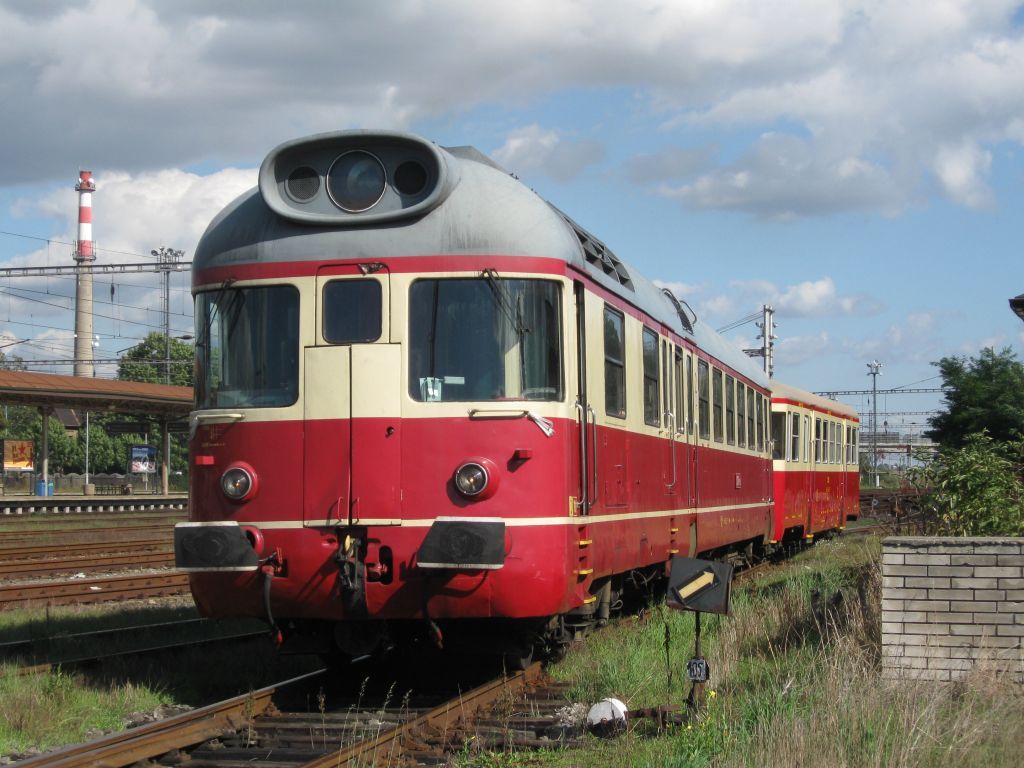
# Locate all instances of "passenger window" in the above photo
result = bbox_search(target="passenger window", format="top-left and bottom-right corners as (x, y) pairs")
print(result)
(687, 355), (695, 435)
(791, 413), (801, 462)
(642, 328), (660, 427)
(661, 341), (671, 428)
(323, 279), (382, 343)
(747, 388), (755, 451)
(756, 394), (765, 452)
(697, 360), (710, 439)
(604, 306), (626, 418)
(771, 411), (785, 460)
(674, 348), (685, 434)
(737, 384), (746, 448)
(712, 368), (724, 442)
(725, 376), (736, 445)
(815, 418), (822, 463)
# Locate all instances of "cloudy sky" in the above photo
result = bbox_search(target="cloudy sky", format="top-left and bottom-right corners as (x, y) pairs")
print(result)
(2, 0), (1023, 429)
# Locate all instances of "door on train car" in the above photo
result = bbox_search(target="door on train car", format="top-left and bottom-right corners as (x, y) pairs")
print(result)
(678, 348), (697, 508)
(303, 265), (399, 526)
(659, 338), (681, 501)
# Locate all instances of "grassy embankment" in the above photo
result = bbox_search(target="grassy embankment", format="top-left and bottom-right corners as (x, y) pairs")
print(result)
(0, 602), (312, 758)
(461, 535), (1023, 768)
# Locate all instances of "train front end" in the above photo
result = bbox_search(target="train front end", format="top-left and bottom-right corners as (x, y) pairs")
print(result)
(174, 130), (583, 658)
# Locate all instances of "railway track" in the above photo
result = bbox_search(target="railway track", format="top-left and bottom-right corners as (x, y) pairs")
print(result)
(16, 661), (582, 767)
(0, 524), (174, 546)
(2, 627), (269, 678)
(0, 546), (174, 578)
(0, 570), (190, 610)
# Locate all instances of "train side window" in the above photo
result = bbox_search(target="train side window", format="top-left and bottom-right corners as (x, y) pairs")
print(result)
(814, 418), (822, 463)
(725, 375), (736, 445)
(323, 279), (382, 343)
(791, 412), (801, 462)
(687, 354), (695, 435)
(804, 415), (810, 463)
(771, 411), (785, 460)
(736, 383), (746, 448)
(697, 360), (710, 439)
(661, 340), (671, 429)
(674, 347), (685, 434)
(756, 394), (765, 452)
(712, 368), (724, 442)
(746, 388), (755, 451)
(642, 328), (660, 427)
(604, 306), (626, 418)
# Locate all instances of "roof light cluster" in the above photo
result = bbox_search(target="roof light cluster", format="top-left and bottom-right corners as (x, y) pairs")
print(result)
(259, 131), (448, 225)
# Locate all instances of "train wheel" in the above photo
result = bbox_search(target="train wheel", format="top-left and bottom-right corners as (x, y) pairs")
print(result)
(502, 642), (535, 672)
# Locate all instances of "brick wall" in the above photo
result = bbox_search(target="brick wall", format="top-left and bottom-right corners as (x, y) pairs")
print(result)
(882, 537), (1024, 682)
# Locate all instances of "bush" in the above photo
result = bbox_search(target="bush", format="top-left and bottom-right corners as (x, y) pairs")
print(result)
(910, 433), (1024, 536)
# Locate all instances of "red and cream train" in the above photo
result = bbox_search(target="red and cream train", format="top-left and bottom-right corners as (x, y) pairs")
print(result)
(174, 130), (860, 662)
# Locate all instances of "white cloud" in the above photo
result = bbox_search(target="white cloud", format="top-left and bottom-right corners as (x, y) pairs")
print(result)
(653, 278), (703, 298)
(0, 1), (1019, 218)
(843, 311), (946, 364)
(492, 125), (605, 182)
(702, 276), (875, 324)
(934, 141), (994, 208)
(776, 332), (832, 366)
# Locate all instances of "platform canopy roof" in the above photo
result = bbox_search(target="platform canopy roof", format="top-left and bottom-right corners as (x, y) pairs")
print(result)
(0, 370), (193, 419)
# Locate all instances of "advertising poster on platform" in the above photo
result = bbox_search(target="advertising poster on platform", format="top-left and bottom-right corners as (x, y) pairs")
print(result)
(2, 440), (34, 471)
(130, 445), (157, 474)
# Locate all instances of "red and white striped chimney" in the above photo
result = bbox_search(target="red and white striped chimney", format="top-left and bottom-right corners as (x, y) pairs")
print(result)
(73, 170), (96, 376)
(74, 170), (96, 262)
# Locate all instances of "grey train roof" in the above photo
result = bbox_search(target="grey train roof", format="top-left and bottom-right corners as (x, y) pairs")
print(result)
(194, 129), (769, 389)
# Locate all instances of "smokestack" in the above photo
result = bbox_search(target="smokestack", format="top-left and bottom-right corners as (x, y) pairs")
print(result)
(73, 170), (96, 377)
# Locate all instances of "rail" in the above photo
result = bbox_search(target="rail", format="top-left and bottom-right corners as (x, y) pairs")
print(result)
(13, 670), (325, 768)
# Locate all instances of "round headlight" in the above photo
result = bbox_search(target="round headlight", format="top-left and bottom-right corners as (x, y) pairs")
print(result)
(221, 466), (254, 501)
(326, 150), (386, 212)
(454, 462), (489, 497)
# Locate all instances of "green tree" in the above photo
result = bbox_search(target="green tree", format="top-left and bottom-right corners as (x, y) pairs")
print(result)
(117, 332), (194, 387)
(27, 414), (81, 474)
(910, 433), (1024, 536)
(926, 347), (1024, 448)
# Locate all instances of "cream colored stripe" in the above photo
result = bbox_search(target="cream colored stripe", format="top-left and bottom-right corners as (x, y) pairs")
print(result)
(229, 501), (773, 530)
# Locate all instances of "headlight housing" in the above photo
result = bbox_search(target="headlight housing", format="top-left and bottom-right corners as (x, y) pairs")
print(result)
(453, 458), (499, 500)
(326, 150), (386, 212)
(221, 464), (257, 502)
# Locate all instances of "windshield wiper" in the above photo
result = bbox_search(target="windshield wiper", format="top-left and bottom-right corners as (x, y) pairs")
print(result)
(482, 269), (529, 336)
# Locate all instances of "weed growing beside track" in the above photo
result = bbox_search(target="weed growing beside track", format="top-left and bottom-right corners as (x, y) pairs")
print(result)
(475, 536), (1023, 768)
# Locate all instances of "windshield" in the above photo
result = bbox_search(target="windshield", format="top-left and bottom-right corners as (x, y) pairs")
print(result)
(194, 285), (299, 409)
(408, 277), (562, 402)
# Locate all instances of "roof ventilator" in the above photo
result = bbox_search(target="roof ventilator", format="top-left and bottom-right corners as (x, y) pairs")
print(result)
(553, 207), (633, 290)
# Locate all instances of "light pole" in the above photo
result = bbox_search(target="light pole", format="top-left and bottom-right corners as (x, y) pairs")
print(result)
(867, 360), (882, 488)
